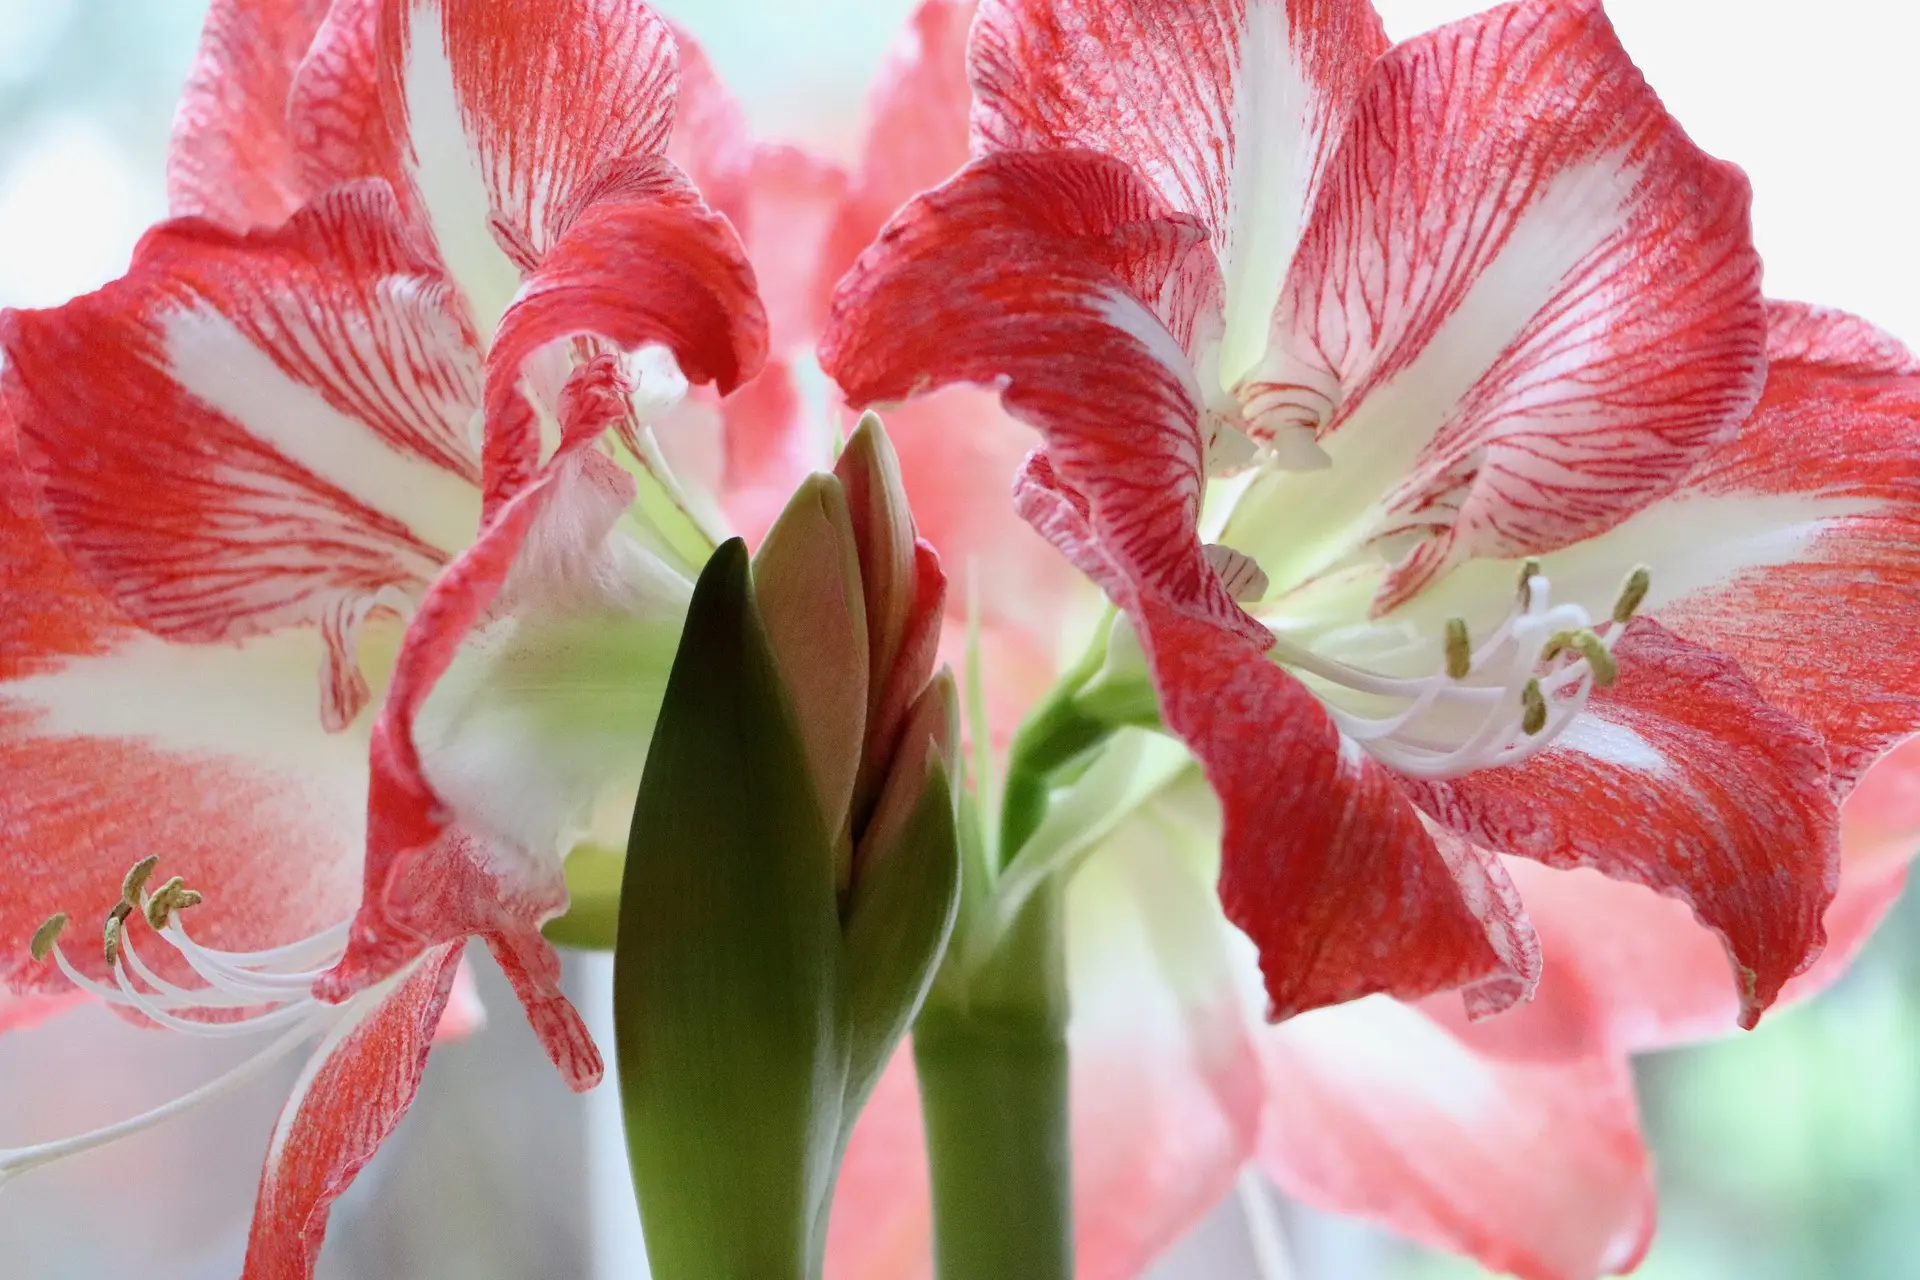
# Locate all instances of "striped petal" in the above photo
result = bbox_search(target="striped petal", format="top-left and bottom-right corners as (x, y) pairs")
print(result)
(1017, 458), (1537, 1020)
(971, 0), (1388, 381)
(0, 407), (368, 997)
(168, 0), (333, 229)
(319, 170), (762, 1086)
(0, 183), (483, 734)
(822, 148), (1252, 639)
(1406, 620), (1840, 1030)
(1235, 0), (1765, 612)
(1259, 996), (1653, 1280)
(242, 943), (463, 1280)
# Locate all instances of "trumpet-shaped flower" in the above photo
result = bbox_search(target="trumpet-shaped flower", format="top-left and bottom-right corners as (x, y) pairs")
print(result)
(822, 0), (1920, 1031)
(811, 1), (1920, 1276)
(0, 0), (767, 1270)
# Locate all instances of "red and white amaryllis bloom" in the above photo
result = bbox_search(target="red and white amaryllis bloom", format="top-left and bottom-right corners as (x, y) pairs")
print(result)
(0, 0), (765, 1269)
(822, 0), (1920, 1032)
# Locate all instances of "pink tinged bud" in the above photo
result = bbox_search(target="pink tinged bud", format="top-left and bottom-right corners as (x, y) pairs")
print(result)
(753, 474), (872, 877)
(856, 670), (961, 887)
(834, 413), (948, 824)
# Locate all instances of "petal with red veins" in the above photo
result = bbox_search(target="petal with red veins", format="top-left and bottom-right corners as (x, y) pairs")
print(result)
(1444, 738), (1920, 1062)
(1015, 457), (1537, 1018)
(0, 182), (483, 732)
(1235, 0), (1764, 612)
(972, 0), (1387, 381)
(825, 782), (1265, 1280)
(1406, 619), (1839, 1030)
(816, 0), (978, 330)
(0, 383), (379, 998)
(1259, 995), (1654, 1280)
(377, 0), (680, 330)
(1387, 302), (1920, 796)
(479, 156), (767, 513)
(242, 943), (463, 1280)
(822, 149), (1254, 640)
(168, 0), (333, 229)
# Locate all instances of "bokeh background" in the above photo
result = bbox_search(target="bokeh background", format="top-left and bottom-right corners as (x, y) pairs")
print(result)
(1, 1), (1916, 1277)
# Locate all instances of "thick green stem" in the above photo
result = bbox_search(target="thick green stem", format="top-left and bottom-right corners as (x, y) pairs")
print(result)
(915, 884), (1070, 1280)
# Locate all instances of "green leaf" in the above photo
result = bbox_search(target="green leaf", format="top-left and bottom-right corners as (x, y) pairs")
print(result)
(614, 538), (847, 1280)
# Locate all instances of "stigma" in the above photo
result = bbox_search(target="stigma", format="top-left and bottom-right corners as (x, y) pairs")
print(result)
(1266, 562), (1649, 780)
(2, 862), (355, 1187)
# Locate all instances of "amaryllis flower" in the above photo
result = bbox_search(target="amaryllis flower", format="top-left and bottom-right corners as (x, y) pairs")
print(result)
(823, 0), (1920, 1029)
(0, 0), (766, 1270)
(810, 0), (1920, 1276)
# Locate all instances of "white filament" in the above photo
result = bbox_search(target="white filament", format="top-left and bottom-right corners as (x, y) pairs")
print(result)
(1270, 572), (1620, 780)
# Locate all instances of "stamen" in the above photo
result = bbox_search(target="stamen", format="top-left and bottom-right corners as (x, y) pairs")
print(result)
(1520, 679), (1548, 735)
(1444, 619), (1472, 680)
(120, 855), (160, 908)
(1516, 559), (1542, 607)
(145, 877), (203, 931)
(1543, 630), (1618, 688)
(28, 915), (66, 964)
(102, 903), (133, 968)
(1613, 566), (1651, 625)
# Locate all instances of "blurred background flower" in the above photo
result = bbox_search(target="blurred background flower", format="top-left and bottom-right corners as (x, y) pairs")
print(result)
(0, 1), (1915, 1277)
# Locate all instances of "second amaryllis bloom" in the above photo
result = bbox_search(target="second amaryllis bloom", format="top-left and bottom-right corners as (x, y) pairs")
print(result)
(822, 0), (1920, 1029)
(0, 0), (767, 1271)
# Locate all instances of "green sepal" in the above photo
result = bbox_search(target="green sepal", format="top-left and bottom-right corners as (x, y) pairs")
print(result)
(840, 759), (961, 1113)
(613, 538), (847, 1280)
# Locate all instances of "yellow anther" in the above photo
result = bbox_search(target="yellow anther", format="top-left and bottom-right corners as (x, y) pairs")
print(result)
(29, 914), (68, 964)
(1612, 566), (1651, 625)
(1520, 679), (1548, 735)
(1443, 618), (1472, 679)
(145, 878), (204, 931)
(103, 903), (133, 969)
(120, 855), (160, 908)
(1541, 629), (1617, 688)
(1516, 559), (1542, 606)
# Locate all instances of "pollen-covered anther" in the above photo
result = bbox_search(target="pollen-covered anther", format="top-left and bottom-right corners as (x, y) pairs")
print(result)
(1542, 629), (1618, 688)
(1520, 679), (1548, 735)
(1613, 566), (1651, 625)
(145, 878), (204, 931)
(120, 855), (160, 909)
(1516, 559), (1542, 607)
(28, 914), (68, 964)
(1443, 618), (1472, 680)
(103, 902), (134, 968)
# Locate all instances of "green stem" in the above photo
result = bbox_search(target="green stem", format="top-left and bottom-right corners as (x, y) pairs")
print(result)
(915, 883), (1071, 1280)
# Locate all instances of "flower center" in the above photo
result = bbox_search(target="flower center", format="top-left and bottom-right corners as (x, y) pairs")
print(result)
(1224, 553), (1648, 781)
(1, 860), (355, 1186)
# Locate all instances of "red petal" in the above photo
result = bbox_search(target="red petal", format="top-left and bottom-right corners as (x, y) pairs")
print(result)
(1651, 303), (1920, 790)
(973, 0), (1386, 371)
(1, 182), (484, 729)
(822, 149), (1254, 640)
(1015, 455), (1537, 1018)
(169, 0), (333, 229)
(815, 0), (978, 333)
(1260, 997), (1653, 1280)
(242, 943), (463, 1280)
(0, 989), (81, 1035)
(1407, 619), (1840, 1030)
(0, 386), (375, 997)
(1249, 0), (1765, 611)
(481, 156), (767, 513)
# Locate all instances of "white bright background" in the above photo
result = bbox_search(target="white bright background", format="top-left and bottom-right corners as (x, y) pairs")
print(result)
(0, 2), (1914, 1278)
